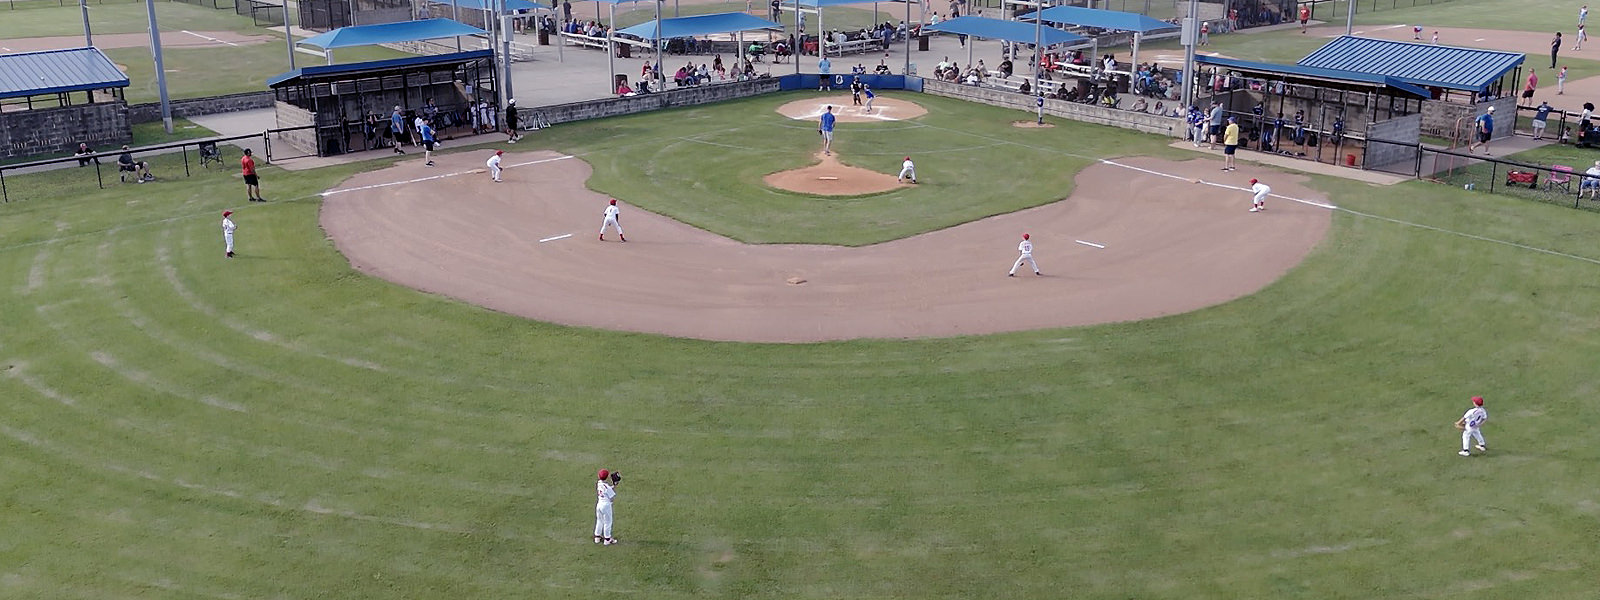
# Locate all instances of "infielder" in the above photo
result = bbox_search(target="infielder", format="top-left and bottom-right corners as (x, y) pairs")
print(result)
(594, 469), (620, 545)
(1248, 178), (1270, 212)
(222, 210), (237, 258)
(1008, 233), (1041, 277)
(599, 198), (626, 242)
(863, 85), (877, 113)
(897, 156), (917, 183)
(487, 150), (504, 182)
(1455, 396), (1489, 456)
(819, 105), (837, 156)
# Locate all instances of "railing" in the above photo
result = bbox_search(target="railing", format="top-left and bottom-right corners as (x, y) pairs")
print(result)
(0, 126), (314, 203)
(1364, 137), (1600, 212)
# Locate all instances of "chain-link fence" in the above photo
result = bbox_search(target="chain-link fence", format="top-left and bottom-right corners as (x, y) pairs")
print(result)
(1303, 0), (1459, 23)
(1366, 137), (1600, 212)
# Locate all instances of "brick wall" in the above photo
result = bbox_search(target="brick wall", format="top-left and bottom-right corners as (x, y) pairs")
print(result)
(1420, 96), (1516, 139)
(921, 80), (1183, 137)
(531, 78), (783, 125)
(0, 102), (132, 160)
(273, 101), (318, 156)
(127, 91), (277, 124)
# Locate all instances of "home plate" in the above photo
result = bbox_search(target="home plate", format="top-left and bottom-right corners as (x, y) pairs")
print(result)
(817, 176), (839, 180)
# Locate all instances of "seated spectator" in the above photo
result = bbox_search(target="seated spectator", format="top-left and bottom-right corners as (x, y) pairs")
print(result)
(875, 59), (891, 75)
(698, 63), (710, 83)
(1018, 80), (1031, 95)
(1584, 160), (1600, 198)
(116, 145), (152, 183)
(674, 66), (689, 86)
(617, 80), (634, 95)
(1130, 97), (1148, 112)
(74, 142), (97, 167)
(999, 59), (1013, 78)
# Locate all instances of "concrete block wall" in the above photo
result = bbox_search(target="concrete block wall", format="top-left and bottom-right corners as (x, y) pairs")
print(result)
(534, 78), (783, 125)
(921, 80), (1183, 137)
(127, 91), (277, 124)
(0, 102), (132, 160)
(1364, 113), (1423, 172)
(273, 101), (318, 156)
(1420, 96), (1516, 140)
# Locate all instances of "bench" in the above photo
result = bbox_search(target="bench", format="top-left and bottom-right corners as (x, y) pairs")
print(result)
(823, 37), (884, 56)
(558, 32), (608, 50)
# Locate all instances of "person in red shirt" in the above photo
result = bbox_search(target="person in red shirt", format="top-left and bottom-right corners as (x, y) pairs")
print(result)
(241, 148), (264, 202)
(1298, 4), (1310, 33)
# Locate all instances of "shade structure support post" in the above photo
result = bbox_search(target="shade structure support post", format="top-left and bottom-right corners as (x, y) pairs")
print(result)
(607, 3), (617, 95)
(501, 0), (514, 104)
(145, 0), (174, 134)
(794, 0), (801, 76)
(453, 0), (461, 51)
(284, 1), (296, 70)
(1180, 0), (1196, 111)
(656, 0), (664, 90)
(903, 0), (910, 74)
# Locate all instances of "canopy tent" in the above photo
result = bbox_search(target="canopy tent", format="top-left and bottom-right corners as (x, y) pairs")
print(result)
(589, 0), (672, 96)
(791, 0), (918, 75)
(426, 0), (546, 12)
(1016, 5), (1178, 70)
(615, 12), (783, 40)
(923, 16), (1085, 86)
(0, 47), (129, 102)
(297, 18), (485, 50)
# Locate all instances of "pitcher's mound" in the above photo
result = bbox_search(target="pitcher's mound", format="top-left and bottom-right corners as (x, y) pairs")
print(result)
(776, 95), (928, 122)
(764, 152), (907, 195)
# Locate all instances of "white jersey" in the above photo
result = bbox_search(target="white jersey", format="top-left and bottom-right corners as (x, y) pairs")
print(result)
(1461, 407), (1488, 430)
(902, 159), (914, 171)
(222, 217), (236, 235)
(1018, 240), (1033, 256)
(604, 205), (620, 219)
(487, 155), (502, 169)
(1251, 182), (1271, 198)
(596, 481), (616, 505)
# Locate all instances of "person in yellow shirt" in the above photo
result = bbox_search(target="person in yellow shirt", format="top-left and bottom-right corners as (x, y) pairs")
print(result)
(1222, 117), (1241, 171)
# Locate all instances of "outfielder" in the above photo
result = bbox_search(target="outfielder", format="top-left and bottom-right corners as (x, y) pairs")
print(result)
(1248, 178), (1270, 212)
(1008, 233), (1041, 277)
(222, 210), (237, 258)
(897, 156), (917, 183)
(1455, 396), (1489, 456)
(594, 469), (620, 545)
(487, 150), (504, 182)
(599, 198), (626, 242)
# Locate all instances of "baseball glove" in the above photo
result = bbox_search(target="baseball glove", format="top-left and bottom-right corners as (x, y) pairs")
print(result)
(1454, 418), (1467, 431)
(609, 471), (622, 485)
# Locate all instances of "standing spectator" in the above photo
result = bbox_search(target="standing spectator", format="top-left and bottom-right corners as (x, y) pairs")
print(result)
(221, 210), (237, 258)
(241, 148), (264, 202)
(1454, 396), (1489, 457)
(74, 142), (96, 167)
(1523, 69), (1538, 100)
(504, 99), (520, 143)
(818, 56), (832, 90)
(1552, 32), (1562, 68)
(1532, 101), (1552, 140)
(1468, 106), (1495, 155)
(1007, 233), (1041, 277)
(389, 106), (407, 154)
(562, 0), (572, 21)
(1199, 21), (1209, 45)
(1559, 65), (1569, 94)
(1222, 117), (1240, 170)
(1298, 3), (1310, 33)
(1207, 102), (1224, 148)
(770, 0), (780, 21)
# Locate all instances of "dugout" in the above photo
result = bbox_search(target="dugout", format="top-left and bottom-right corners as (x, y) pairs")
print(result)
(267, 50), (498, 157)
(0, 47), (132, 160)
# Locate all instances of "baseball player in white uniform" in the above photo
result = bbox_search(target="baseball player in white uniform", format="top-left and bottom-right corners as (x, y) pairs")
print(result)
(1248, 178), (1270, 212)
(599, 198), (626, 242)
(1008, 232), (1041, 276)
(221, 210), (236, 258)
(594, 469), (618, 545)
(487, 150), (504, 182)
(1457, 396), (1489, 456)
(897, 156), (917, 183)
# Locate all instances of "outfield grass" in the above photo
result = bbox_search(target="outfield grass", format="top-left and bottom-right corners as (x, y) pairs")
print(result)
(2, 93), (1599, 599)
(0, 0), (267, 39)
(104, 42), (412, 103)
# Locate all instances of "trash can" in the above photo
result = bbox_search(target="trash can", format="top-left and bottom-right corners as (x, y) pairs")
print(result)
(1116, 73), (1130, 94)
(1345, 154), (1356, 167)
(538, 29), (549, 45)
(618, 43), (631, 58)
(918, 34), (929, 51)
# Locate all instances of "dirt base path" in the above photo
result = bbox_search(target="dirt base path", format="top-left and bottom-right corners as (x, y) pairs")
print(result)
(321, 151), (1331, 342)
(0, 30), (274, 53)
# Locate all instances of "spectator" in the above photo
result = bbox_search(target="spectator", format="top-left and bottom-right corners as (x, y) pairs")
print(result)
(1584, 160), (1600, 198)
(999, 58), (1013, 78)
(390, 105), (409, 152)
(116, 145), (152, 183)
(74, 142), (97, 167)
(562, 0), (571, 21)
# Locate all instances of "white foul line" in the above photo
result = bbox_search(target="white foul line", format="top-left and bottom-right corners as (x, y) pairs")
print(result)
(1098, 159), (1340, 210)
(181, 30), (240, 47)
(1074, 240), (1106, 249)
(321, 155), (574, 197)
(538, 233), (572, 243)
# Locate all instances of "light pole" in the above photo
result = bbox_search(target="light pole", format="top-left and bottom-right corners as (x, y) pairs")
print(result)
(1180, 0), (1197, 112)
(80, 0), (92, 46)
(145, 0), (173, 134)
(284, 1), (296, 70)
(1345, 0), (1354, 35)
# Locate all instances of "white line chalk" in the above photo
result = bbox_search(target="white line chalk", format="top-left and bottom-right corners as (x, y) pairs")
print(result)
(181, 30), (240, 47)
(321, 155), (574, 197)
(538, 233), (572, 243)
(1074, 240), (1106, 249)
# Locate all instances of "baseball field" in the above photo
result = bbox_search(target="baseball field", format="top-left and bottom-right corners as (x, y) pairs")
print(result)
(6, 27), (1600, 600)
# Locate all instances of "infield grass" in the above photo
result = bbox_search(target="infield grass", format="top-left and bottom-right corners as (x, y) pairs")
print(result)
(2, 93), (1599, 599)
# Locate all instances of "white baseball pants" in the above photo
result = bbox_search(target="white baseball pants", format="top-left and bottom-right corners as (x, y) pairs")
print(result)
(1010, 254), (1038, 275)
(1252, 189), (1269, 206)
(898, 166), (916, 181)
(224, 232), (234, 253)
(594, 502), (614, 538)
(489, 165), (502, 181)
(1461, 428), (1485, 450)
(600, 216), (623, 236)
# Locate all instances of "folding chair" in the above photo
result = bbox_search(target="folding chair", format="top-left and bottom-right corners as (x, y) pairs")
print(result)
(198, 141), (222, 168)
(1547, 164), (1574, 194)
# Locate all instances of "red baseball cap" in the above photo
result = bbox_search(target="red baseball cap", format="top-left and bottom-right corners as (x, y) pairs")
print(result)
(1250, 178), (1258, 184)
(1022, 233), (1030, 240)
(904, 156), (911, 160)
(495, 150), (504, 155)
(609, 199), (617, 205)
(1472, 396), (1484, 406)
(222, 210), (232, 216)
(598, 469), (609, 480)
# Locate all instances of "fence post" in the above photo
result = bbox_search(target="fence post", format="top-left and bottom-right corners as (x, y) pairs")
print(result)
(1, 169), (7, 203)
(1489, 161), (1497, 193)
(183, 144), (191, 177)
(95, 160), (103, 189)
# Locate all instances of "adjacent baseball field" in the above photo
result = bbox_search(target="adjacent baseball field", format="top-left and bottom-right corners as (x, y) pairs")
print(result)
(5, 24), (1600, 600)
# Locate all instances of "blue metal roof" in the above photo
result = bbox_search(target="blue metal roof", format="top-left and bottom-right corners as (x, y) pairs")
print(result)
(297, 18), (486, 50)
(617, 12), (783, 40)
(0, 47), (129, 100)
(267, 49), (493, 87)
(924, 16), (1087, 46)
(1298, 36), (1523, 93)
(796, 0), (913, 6)
(1198, 55), (1432, 99)
(1016, 6), (1178, 33)
(426, 0), (548, 12)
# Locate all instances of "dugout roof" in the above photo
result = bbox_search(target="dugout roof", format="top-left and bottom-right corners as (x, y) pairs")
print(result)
(267, 49), (494, 87)
(1298, 36), (1524, 94)
(0, 47), (129, 101)
(1198, 55), (1433, 99)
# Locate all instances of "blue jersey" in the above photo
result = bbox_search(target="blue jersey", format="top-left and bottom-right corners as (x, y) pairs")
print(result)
(391, 112), (404, 132)
(1477, 113), (1494, 134)
(820, 111), (836, 132)
(420, 124), (436, 142)
(864, 89), (875, 99)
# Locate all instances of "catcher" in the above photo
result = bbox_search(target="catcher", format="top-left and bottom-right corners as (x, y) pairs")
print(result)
(1454, 396), (1489, 457)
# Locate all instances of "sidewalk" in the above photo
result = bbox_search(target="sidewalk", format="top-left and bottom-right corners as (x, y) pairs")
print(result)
(1168, 141), (1410, 185)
